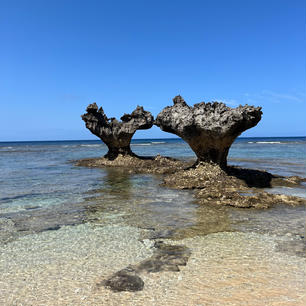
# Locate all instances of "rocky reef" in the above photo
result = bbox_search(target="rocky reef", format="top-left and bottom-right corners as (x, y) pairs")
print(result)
(155, 96), (262, 168)
(81, 103), (153, 159)
(75, 154), (189, 174)
(163, 162), (306, 209)
(78, 97), (306, 210)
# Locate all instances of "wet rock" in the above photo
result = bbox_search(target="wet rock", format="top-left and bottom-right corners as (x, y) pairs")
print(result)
(81, 103), (153, 160)
(135, 258), (180, 272)
(144, 229), (175, 240)
(0, 218), (16, 244)
(163, 162), (306, 208)
(43, 225), (62, 231)
(0, 202), (87, 243)
(133, 242), (191, 273)
(226, 166), (274, 188)
(155, 95), (262, 168)
(102, 267), (144, 292)
(271, 175), (306, 188)
(276, 238), (306, 258)
(75, 154), (189, 174)
(101, 242), (191, 292)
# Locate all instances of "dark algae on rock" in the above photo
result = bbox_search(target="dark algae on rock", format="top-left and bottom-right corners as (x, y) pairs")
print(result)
(81, 103), (153, 159)
(155, 95), (262, 168)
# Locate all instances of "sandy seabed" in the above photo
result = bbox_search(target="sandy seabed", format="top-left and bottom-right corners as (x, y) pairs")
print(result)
(0, 223), (305, 306)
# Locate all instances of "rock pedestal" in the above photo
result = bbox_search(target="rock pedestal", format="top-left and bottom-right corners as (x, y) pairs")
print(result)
(82, 103), (153, 159)
(155, 96), (262, 168)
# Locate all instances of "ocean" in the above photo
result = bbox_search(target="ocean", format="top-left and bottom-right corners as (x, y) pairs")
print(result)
(0, 137), (305, 215)
(0, 137), (305, 304)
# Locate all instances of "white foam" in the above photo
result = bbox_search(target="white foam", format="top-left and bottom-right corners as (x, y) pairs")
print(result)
(256, 141), (282, 144)
(132, 143), (151, 146)
(80, 144), (102, 147)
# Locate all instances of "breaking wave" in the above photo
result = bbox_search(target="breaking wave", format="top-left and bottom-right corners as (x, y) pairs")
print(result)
(248, 141), (282, 144)
(131, 143), (152, 146)
(79, 144), (102, 147)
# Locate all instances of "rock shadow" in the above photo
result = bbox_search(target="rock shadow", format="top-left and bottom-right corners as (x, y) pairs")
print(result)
(226, 166), (275, 188)
(226, 165), (306, 189)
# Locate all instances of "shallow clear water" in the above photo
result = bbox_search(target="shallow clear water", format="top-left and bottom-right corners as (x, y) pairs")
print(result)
(0, 137), (305, 242)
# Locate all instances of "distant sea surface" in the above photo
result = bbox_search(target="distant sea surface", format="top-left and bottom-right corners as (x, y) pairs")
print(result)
(0, 137), (305, 214)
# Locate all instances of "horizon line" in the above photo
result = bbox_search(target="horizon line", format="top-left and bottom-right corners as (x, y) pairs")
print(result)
(1, 135), (306, 143)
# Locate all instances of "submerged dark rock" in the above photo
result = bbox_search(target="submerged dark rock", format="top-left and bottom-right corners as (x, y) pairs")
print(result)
(155, 95), (262, 168)
(134, 242), (191, 273)
(81, 103), (153, 159)
(276, 237), (306, 258)
(102, 267), (144, 292)
(100, 242), (191, 292)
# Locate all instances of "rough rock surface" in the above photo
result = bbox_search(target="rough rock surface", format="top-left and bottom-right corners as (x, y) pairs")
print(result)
(163, 162), (306, 209)
(155, 96), (262, 167)
(75, 154), (189, 174)
(81, 103), (153, 159)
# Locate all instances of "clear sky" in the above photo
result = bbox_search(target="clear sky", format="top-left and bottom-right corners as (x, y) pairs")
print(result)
(1, 0), (305, 141)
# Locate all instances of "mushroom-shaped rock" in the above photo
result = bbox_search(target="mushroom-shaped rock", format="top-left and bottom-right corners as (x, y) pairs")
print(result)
(155, 96), (262, 168)
(82, 103), (154, 159)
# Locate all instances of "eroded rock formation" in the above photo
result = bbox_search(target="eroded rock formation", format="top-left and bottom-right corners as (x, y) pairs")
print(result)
(81, 103), (153, 159)
(155, 96), (262, 168)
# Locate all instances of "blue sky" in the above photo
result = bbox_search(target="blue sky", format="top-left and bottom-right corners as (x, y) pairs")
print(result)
(0, 0), (305, 141)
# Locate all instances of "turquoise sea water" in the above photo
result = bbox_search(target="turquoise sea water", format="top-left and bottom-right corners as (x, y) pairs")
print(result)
(0, 137), (305, 213)
(0, 137), (305, 242)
